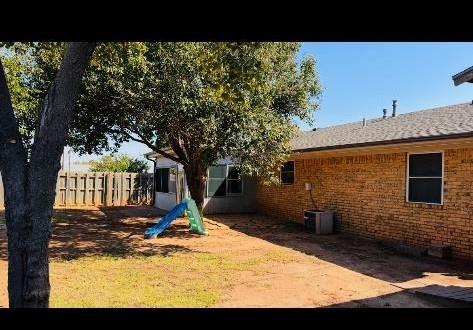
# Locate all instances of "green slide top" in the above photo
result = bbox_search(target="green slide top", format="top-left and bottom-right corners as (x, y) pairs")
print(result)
(183, 198), (208, 235)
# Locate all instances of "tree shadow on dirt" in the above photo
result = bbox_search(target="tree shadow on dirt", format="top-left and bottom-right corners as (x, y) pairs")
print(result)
(207, 213), (473, 284)
(324, 285), (472, 308)
(0, 206), (202, 262)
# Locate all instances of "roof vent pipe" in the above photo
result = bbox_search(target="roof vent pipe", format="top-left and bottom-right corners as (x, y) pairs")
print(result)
(392, 100), (397, 117)
(383, 108), (387, 119)
(362, 118), (366, 127)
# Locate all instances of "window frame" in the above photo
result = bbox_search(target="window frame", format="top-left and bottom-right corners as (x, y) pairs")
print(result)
(406, 151), (444, 205)
(205, 163), (244, 198)
(280, 160), (295, 185)
(167, 166), (177, 194)
(155, 166), (172, 194)
(206, 164), (228, 198)
(226, 164), (243, 196)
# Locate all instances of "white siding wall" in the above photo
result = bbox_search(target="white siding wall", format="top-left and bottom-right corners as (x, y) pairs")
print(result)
(154, 158), (181, 211)
(153, 156), (256, 214)
(155, 192), (177, 210)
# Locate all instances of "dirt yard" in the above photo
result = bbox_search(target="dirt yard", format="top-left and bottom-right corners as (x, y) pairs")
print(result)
(0, 207), (472, 307)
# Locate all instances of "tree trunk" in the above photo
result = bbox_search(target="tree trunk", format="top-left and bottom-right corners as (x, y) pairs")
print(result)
(6, 206), (51, 308)
(184, 164), (206, 215)
(0, 42), (95, 307)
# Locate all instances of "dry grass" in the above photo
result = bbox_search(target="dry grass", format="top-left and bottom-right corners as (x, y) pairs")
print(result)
(4, 207), (464, 308)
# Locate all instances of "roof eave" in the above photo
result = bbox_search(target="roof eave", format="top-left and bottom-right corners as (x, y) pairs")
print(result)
(144, 148), (177, 159)
(452, 66), (473, 86)
(291, 132), (473, 154)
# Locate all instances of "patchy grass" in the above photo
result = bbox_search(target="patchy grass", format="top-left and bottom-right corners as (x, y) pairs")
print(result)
(49, 249), (297, 307)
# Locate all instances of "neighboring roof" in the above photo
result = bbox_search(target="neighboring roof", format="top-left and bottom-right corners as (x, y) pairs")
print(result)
(291, 103), (473, 152)
(144, 148), (175, 159)
(452, 66), (473, 86)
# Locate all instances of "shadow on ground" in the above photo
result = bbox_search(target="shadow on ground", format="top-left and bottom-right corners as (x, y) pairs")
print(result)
(207, 213), (473, 284)
(325, 285), (472, 308)
(0, 206), (202, 261)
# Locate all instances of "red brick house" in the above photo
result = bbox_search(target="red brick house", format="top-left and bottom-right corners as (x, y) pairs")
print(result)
(257, 102), (473, 260)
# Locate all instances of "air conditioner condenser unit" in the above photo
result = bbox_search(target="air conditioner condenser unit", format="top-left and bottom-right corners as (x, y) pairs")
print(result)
(303, 209), (334, 235)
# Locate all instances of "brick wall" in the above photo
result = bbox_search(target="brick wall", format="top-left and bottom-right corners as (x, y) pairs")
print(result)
(256, 147), (473, 260)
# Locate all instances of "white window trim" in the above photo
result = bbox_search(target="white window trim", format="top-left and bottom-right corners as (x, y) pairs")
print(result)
(405, 151), (444, 205)
(206, 164), (244, 198)
(280, 160), (295, 185)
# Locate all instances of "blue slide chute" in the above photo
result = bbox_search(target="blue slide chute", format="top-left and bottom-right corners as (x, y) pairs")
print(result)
(144, 201), (188, 239)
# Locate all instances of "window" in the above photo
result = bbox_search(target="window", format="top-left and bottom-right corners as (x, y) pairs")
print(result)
(280, 161), (295, 184)
(206, 164), (243, 197)
(407, 152), (443, 204)
(155, 167), (169, 193)
(207, 165), (227, 197)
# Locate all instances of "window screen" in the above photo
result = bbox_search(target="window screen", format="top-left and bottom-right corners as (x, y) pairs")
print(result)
(407, 153), (442, 204)
(280, 161), (295, 184)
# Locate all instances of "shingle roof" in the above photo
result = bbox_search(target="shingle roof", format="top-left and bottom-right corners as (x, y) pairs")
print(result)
(291, 103), (473, 152)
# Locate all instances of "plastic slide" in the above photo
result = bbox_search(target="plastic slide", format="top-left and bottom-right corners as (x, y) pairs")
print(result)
(184, 198), (207, 235)
(143, 198), (207, 239)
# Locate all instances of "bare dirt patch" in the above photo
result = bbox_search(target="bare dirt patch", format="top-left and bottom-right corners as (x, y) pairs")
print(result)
(0, 207), (472, 307)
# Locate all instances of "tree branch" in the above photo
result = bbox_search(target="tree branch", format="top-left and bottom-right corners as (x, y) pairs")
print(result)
(26, 42), (96, 218)
(0, 59), (28, 173)
(121, 130), (183, 164)
(122, 117), (187, 165)
(0, 59), (28, 218)
(29, 43), (96, 164)
(169, 135), (189, 165)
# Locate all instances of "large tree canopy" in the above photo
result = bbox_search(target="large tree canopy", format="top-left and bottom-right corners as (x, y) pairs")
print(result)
(2, 42), (322, 211)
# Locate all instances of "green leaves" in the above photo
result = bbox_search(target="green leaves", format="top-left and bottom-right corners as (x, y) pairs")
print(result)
(89, 153), (149, 173)
(1, 42), (322, 183)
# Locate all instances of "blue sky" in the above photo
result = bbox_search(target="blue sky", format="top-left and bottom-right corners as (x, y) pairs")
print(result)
(296, 42), (473, 129)
(68, 42), (473, 170)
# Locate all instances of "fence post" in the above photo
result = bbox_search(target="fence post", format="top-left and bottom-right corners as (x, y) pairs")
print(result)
(84, 172), (89, 206)
(113, 173), (117, 206)
(118, 173), (123, 206)
(133, 173), (137, 204)
(105, 173), (112, 206)
(54, 172), (60, 206)
(65, 171), (70, 207)
(93, 172), (99, 206)
(72, 172), (76, 206)
(139, 173), (143, 204)
(114, 173), (118, 206)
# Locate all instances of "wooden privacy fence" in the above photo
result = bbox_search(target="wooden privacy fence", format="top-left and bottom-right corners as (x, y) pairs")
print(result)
(0, 171), (154, 208)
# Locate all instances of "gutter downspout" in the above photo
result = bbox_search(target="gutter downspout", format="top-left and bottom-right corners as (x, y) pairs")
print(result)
(145, 154), (156, 206)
